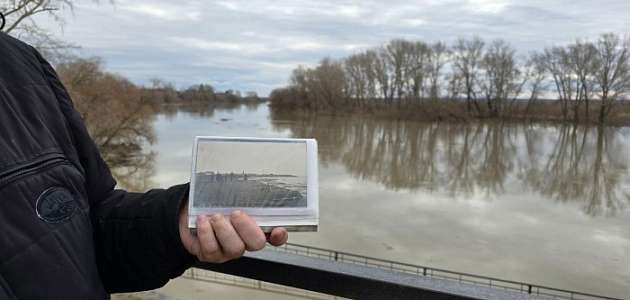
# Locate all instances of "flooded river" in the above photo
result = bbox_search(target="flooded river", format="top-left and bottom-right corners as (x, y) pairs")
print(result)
(114, 103), (630, 299)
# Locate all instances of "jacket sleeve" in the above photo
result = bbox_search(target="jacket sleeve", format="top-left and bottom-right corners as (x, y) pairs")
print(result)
(36, 52), (198, 292)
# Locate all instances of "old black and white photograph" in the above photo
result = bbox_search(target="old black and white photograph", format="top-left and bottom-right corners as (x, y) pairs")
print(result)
(192, 138), (308, 209)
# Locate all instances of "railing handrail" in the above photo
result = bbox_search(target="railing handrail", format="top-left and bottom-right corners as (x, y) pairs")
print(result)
(183, 269), (340, 300)
(274, 243), (623, 300)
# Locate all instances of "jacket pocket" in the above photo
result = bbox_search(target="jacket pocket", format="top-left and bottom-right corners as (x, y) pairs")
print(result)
(0, 152), (72, 191)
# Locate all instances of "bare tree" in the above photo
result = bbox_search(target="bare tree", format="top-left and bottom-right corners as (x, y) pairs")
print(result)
(593, 33), (630, 124)
(345, 53), (367, 106)
(522, 53), (548, 114)
(56, 57), (157, 191)
(0, 0), (105, 62)
(406, 41), (430, 102)
(345, 51), (380, 107)
(293, 58), (346, 110)
(567, 40), (598, 121)
(445, 73), (463, 101)
(452, 37), (485, 113)
(362, 50), (379, 102)
(345, 50), (379, 107)
(375, 46), (394, 104)
(289, 66), (308, 90)
(427, 41), (450, 100)
(1, 0), (73, 33)
(540, 46), (575, 121)
(383, 39), (414, 104)
(479, 39), (525, 117)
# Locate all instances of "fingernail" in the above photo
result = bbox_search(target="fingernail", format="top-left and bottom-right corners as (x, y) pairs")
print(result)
(232, 210), (242, 217)
(210, 214), (223, 223)
(196, 215), (206, 223)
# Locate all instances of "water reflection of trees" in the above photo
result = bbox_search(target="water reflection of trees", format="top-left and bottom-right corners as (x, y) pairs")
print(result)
(524, 125), (629, 215)
(271, 111), (630, 216)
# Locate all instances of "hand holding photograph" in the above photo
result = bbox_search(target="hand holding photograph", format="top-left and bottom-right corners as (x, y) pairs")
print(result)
(188, 137), (319, 232)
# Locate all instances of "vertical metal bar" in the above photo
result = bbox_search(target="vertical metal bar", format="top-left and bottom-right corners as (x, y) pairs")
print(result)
(334, 251), (339, 261)
(528, 285), (532, 294)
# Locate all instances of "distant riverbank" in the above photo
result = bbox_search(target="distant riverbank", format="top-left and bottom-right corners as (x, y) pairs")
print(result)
(269, 96), (630, 126)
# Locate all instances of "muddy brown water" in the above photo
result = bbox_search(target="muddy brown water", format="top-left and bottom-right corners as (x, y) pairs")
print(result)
(113, 103), (630, 299)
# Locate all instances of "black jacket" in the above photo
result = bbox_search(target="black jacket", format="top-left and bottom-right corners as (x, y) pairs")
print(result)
(0, 33), (196, 298)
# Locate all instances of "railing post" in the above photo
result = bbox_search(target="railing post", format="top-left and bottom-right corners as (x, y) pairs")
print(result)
(334, 251), (339, 261)
(423, 267), (427, 276)
(528, 285), (532, 294)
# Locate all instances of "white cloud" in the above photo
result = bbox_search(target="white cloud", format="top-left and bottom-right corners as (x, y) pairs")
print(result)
(120, 3), (200, 21)
(287, 41), (325, 51)
(466, 0), (510, 14)
(169, 37), (265, 52)
(402, 18), (426, 27)
(215, 1), (240, 11)
(330, 5), (364, 18)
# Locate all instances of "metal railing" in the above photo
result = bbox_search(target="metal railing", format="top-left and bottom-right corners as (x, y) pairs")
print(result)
(267, 243), (622, 300)
(182, 268), (348, 300)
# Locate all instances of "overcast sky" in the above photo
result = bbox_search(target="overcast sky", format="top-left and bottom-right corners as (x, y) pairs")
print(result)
(39, 0), (630, 96)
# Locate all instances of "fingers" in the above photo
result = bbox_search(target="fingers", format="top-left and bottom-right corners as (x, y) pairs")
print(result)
(195, 212), (287, 264)
(211, 214), (246, 260)
(196, 215), (221, 262)
(230, 210), (267, 251)
(267, 227), (289, 246)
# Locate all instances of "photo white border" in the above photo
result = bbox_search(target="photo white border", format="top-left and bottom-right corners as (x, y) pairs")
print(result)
(188, 136), (319, 229)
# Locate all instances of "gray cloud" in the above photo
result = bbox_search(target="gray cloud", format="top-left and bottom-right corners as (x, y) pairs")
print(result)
(37, 0), (630, 95)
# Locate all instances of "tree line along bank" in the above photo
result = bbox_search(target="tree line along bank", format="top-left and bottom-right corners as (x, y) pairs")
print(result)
(270, 33), (630, 125)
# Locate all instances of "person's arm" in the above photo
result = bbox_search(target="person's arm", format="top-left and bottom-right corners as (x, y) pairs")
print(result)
(35, 50), (195, 291)
(35, 50), (288, 293)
